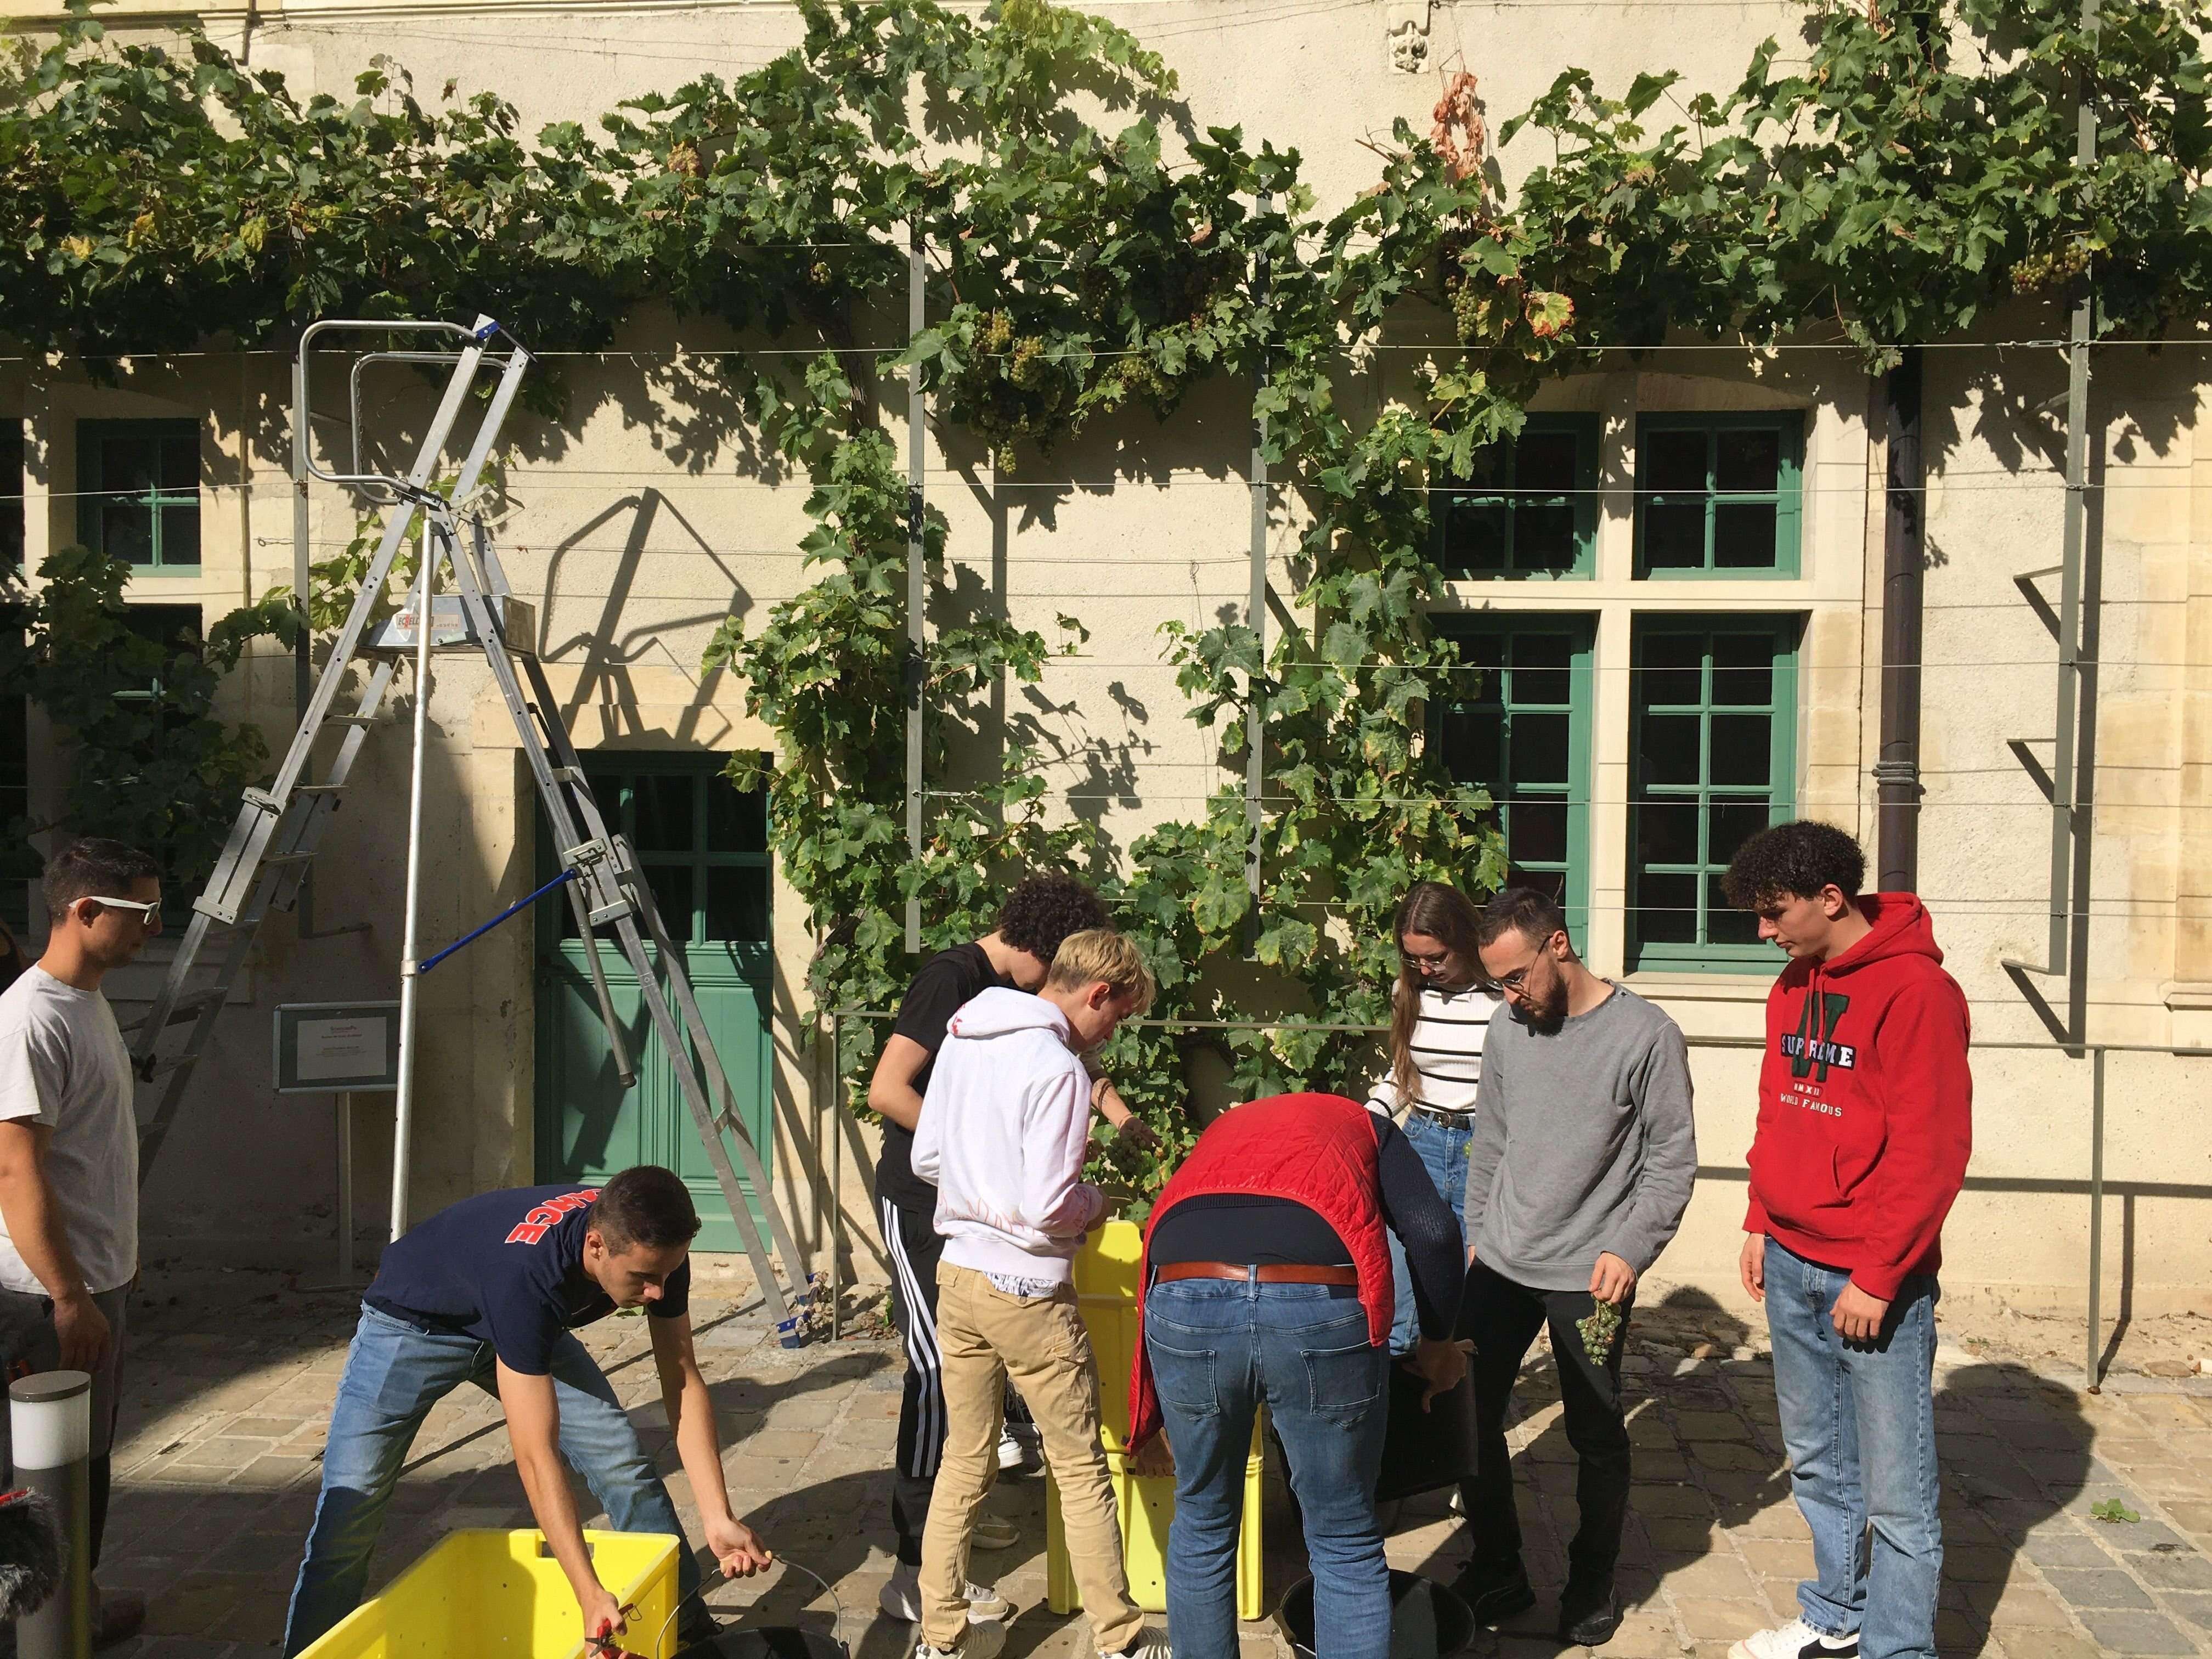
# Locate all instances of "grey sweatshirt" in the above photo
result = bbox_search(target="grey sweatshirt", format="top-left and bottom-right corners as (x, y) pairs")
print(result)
(1462, 984), (1697, 1291)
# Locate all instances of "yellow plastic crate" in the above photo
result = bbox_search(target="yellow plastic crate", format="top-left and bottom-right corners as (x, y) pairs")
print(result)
(1045, 1220), (1266, 1621)
(296, 1528), (682, 1659)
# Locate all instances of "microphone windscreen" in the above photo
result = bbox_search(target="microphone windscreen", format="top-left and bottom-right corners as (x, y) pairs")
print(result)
(0, 1487), (65, 1622)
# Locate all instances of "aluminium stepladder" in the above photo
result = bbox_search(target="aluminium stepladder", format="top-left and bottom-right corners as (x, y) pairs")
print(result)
(130, 316), (815, 1339)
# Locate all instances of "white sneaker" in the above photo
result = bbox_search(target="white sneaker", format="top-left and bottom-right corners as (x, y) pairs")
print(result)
(1729, 1618), (1859, 1659)
(973, 1511), (1020, 1551)
(878, 1561), (1009, 1624)
(1102, 1627), (1173, 1659)
(918, 1621), (1009, 1659)
(997, 1424), (1041, 1474)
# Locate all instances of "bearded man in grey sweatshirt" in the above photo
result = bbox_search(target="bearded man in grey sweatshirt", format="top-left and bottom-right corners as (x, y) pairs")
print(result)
(1455, 888), (1698, 1647)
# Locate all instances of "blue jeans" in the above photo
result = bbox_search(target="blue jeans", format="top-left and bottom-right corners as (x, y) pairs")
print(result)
(1764, 1240), (1942, 1659)
(1146, 1277), (1391, 1659)
(1386, 1111), (1471, 1354)
(280, 1305), (699, 1656)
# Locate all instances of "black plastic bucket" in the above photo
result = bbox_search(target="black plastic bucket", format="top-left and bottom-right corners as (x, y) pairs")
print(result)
(1275, 1569), (1475, 1659)
(1373, 1363), (1480, 1504)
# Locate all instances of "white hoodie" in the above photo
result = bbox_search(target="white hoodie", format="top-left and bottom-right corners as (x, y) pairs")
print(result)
(910, 985), (1105, 1285)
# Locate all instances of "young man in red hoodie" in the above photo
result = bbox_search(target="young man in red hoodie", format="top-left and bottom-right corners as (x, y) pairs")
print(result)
(1721, 822), (1971, 1659)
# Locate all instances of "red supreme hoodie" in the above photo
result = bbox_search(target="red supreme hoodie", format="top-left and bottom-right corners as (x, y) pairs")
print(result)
(1745, 893), (1972, 1301)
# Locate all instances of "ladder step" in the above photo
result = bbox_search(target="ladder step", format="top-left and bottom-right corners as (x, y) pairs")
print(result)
(261, 852), (316, 869)
(292, 784), (346, 796)
(121, 989), (228, 1036)
(325, 715), (380, 728)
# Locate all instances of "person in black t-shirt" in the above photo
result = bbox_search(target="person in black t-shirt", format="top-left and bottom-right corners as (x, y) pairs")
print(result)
(280, 1167), (770, 1657)
(864, 874), (1158, 1624)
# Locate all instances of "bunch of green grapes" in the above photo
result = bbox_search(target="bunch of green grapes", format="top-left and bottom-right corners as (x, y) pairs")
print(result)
(1577, 1297), (1623, 1365)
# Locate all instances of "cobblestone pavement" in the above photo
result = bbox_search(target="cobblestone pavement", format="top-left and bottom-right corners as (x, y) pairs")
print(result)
(75, 1268), (2212, 1658)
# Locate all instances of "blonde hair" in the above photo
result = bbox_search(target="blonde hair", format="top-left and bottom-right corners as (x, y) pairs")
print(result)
(1045, 928), (1156, 1014)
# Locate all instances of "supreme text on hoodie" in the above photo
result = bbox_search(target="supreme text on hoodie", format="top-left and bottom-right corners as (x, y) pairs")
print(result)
(910, 985), (1107, 1286)
(1744, 892), (1973, 1301)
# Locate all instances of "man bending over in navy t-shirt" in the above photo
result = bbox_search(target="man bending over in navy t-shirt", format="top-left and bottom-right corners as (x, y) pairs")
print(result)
(280, 1166), (771, 1656)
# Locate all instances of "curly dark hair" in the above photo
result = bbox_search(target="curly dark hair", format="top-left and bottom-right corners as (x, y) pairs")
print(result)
(996, 873), (1110, 963)
(1721, 820), (1867, 910)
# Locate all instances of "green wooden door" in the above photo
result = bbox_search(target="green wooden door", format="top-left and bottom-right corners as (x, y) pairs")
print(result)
(534, 754), (772, 1252)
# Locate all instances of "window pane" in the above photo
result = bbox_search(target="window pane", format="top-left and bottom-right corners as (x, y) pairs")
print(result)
(1643, 502), (1705, 569)
(1434, 708), (1502, 782)
(1508, 800), (1567, 867)
(159, 501), (200, 567)
(1644, 429), (1707, 494)
(634, 774), (695, 852)
(1461, 634), (1506, 677)
(98, 435), (158, 495)
(645, 865), (695, 940)
(1510, 634), (1572, 706)
(1711, 635), (1775, 706)
(588, 776), (625, 837)
(1713, 501), (1778, 568)
(1707, 875), (1762, 945)
(157, 432), (199, 493)
(1714, 427), (1781, 493)
(1709, 714), (1772, 786)
(1634, 871), (1697, 944)
(1515, 431), (1578, 494)
(706, 866), (770, 943)
(1509, 712), (1569, 787)
(1442, 497), (1508, 573)
(1638, 714), (1703, 786)
(100, 500), (154, 566)
(1636, 802), (1701, 867)
(1516, 504), (1576, 571)
(1638, 634), (1703, 707)
(1458, 441), (1510, 492)
(706, 778), (768, 853)
(1709, 800), (1772, 866)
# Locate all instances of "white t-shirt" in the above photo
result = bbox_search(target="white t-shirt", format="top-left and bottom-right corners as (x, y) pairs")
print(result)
(0, 967), (139, 1295)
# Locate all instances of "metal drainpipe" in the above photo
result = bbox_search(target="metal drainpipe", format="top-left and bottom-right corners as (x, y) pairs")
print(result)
(1875, 347), (1925, 891)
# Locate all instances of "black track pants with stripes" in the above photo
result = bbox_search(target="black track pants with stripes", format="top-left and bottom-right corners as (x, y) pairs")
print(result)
(882, 1197), (947, 1566)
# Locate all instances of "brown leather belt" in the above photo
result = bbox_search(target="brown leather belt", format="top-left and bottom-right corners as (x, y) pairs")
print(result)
(1154, 1261), (1359, 1286)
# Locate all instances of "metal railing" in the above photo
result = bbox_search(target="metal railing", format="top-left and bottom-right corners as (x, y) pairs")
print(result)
(806, 1010), (2211, 1390)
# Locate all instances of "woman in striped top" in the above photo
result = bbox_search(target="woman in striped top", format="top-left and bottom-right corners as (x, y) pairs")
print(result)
(1366, 881), (1502, 1355)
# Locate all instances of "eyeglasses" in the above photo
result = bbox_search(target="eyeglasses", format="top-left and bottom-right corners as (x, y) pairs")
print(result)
(77, 895), (162, 926)
(1400, 947), (1453, 970)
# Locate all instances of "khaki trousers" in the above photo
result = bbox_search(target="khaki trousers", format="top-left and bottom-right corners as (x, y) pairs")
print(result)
(919, 1265), (1143, 1655)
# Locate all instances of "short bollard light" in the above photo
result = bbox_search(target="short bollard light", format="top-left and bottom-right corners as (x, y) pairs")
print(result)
(9, 1370), (93, 1659)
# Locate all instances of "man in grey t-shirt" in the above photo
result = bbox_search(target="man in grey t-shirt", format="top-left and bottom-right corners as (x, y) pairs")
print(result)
(1454, 888), (1697, 1647)
(0, 838), (161, 1651)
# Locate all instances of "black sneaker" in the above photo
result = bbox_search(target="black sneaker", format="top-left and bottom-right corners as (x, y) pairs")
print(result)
(1449, 1561), (1537, 1626)
(1557, 1583), (1622, 1647)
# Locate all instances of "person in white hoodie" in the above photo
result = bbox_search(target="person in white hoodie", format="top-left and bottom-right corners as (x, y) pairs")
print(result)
(910, 929), (1166, 1659)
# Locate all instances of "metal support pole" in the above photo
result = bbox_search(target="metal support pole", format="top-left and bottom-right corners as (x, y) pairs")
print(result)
(829, 1008), (843, 1344)
(1244, 190), (1271, 949)
(2085, 1046), (2106, 1392)
(2048, 0), (2100, 974)
(905, 220), (927, 957)
(389, 512), (436, 1241)
(337, 1091), (354, 1280)
(291, 353), (315, 938)
(10, 1371), (91, 1659)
